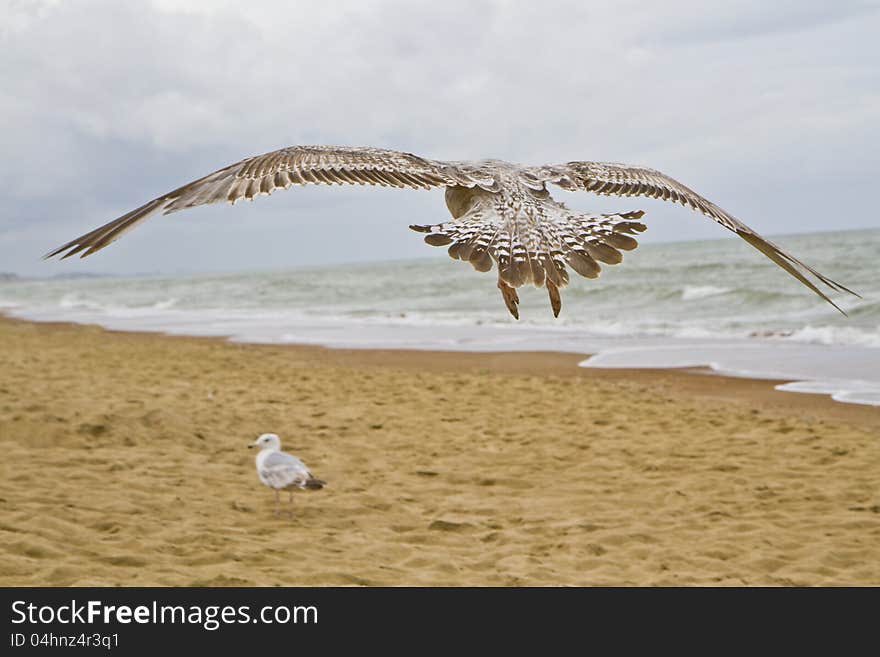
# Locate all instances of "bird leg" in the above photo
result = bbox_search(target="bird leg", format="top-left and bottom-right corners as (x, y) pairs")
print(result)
(287, 490), (295, 520)
(546, 279), (562, 318)
(497, 280), (520, 319)
(274, 490), (281, 517)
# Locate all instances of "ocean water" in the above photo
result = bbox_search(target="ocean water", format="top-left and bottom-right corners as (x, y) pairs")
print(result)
(1, 228), (878, 405)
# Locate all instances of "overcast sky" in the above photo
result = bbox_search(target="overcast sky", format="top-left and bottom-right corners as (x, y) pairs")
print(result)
(2, 0), (878, 276)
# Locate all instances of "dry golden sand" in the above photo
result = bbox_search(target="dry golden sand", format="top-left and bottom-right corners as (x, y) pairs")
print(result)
(0, 315), (878, 586)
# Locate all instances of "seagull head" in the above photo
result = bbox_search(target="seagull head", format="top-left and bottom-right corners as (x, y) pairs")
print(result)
(249, 433), (281, 451)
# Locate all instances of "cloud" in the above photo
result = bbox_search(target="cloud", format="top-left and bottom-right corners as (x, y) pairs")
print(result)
(1, 0), (877, 275)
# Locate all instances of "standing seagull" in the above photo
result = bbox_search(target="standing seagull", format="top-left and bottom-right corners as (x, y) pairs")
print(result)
(249, 433), (325, 517)
(46, 146), (857, 317)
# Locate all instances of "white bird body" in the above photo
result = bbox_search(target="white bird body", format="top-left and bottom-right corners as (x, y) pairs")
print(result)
(250, 433), (324, 517)
(256, 448), (306, 488)
(47, 145), (857, 317)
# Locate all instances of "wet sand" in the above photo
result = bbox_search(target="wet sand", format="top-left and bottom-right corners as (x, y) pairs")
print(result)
(0, 315), (878, 586)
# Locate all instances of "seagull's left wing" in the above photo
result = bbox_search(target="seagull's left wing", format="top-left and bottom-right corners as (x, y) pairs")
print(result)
(45, 145), (483, 260)
(526, 161), (859, 312)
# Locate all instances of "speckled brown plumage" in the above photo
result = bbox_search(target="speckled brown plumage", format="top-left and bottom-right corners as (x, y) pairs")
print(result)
(46, 145), (857, 317)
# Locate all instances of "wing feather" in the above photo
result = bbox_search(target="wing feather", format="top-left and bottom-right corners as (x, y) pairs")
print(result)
(46, 146), (477, 260)
(529, 161), (859, 312)
(259, 451), (311, 489)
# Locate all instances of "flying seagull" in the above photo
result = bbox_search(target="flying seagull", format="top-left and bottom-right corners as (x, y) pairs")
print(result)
(249, 433), (325, 517)
(46, 145), (857, 317)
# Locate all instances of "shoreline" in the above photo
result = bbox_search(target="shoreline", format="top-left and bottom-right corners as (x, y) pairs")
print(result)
(1, 314), (878, 586)
(3, 225), (876, 408)
(2, 312), (878, 426)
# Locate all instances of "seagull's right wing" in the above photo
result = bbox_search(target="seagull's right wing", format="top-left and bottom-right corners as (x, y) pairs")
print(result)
(46, 146), (488, 260)
(259, 451), (311, 489)
(526, 161), (859, 313)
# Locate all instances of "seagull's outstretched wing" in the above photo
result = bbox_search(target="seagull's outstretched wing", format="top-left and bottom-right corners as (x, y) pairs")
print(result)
(526, 161), (859, 312)
(46, 146), (485, 260)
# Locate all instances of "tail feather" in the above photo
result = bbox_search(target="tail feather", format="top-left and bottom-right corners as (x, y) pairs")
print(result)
(411, 204), (647, 318)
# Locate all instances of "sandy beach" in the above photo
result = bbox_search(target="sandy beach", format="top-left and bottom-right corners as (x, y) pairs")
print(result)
(0, 315), (878, 586)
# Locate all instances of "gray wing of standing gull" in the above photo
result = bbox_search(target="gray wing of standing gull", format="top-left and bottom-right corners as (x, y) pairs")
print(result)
(259, 451), (313, 490)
